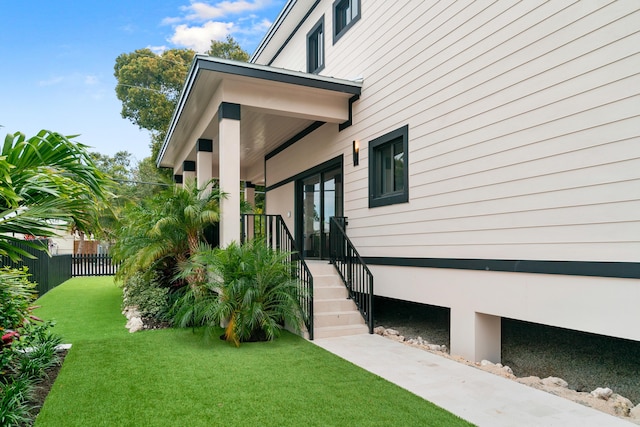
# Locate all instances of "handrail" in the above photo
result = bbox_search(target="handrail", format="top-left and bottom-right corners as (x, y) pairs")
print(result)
(241, 214), (314, 340)
(329, 216), (374, 334)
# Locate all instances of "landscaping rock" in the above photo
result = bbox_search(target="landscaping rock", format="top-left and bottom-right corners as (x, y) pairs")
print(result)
(384, 328), (400, 336)
(542, 377), (569, 388)
(126, 317), (143, 333)
(373, 326), (386, 335)
(591, 387), (614, 400)
(630, 403), (640, 419)
(610, 394), (634, 416)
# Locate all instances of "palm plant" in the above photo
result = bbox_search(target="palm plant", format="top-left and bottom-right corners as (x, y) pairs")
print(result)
(174, 240), (306, 346)
(112, 180), (224, 287)
(0, 130), (111, 261)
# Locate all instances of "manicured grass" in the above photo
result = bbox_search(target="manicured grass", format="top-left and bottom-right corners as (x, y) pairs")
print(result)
(34, 277), (472, 426)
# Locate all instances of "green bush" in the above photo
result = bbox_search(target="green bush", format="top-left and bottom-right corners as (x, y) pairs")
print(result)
(0, 267), (37, 331)
(0, 268), (62, 426)
(174, 240), (306, 346)
(0, 376), (34, 426)
(122, 273), (170, 320)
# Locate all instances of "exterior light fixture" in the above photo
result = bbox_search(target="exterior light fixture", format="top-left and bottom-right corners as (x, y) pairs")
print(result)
(353, 140), (359, 166)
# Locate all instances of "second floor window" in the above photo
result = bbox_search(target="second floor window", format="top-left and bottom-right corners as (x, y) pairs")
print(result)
(307, 18), (324, 73)
(333, 0), (360, 43)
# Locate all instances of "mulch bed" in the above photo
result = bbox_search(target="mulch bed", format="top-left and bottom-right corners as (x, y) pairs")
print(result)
(28, 349), (67, 422)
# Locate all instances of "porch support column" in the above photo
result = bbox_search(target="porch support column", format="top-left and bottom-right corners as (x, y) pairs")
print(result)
(450, 309), (501, 363)
(218, 102), (241, 247)
(244, 181), (256, 207)
(173, 174), (183, 187)
(183, 160), (196, 186)
(196, 139), (213, 194)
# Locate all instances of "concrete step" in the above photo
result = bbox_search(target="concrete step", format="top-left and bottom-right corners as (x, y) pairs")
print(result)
(314, 286), (348, 300)
(314, 324), (370, 339)
(315, 310), (366, 328)
(313, 274), (343, 287)
(305, 261), (336, 275)
(314, 298), (358, 313)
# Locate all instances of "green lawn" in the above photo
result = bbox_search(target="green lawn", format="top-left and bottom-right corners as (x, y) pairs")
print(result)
(34, 277), (472, 427)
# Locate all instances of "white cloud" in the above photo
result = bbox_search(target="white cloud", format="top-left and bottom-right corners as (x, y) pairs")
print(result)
(84, 75), (99, 85)
(147, 45), (168, 54)
(38, 76), (64, 87)
(163, 0), (280, 52)
(183, 0), (270, 21)
(169, 22), (234, 52)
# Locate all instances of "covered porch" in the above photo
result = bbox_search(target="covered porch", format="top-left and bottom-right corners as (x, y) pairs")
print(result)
(157, 55), (362, 247)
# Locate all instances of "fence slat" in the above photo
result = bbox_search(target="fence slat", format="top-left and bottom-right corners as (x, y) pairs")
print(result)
(71, 253), (119, 277)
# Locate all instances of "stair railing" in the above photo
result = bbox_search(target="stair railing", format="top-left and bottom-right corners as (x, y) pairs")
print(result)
(241, 214), (314, 340)
(329, 216), (374, 334)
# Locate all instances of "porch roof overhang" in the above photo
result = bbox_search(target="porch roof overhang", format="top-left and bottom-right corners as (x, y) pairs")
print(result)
(157, 55), (362, 183)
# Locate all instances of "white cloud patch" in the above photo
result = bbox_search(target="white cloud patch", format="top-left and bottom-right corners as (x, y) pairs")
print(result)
(170, 22), (234, 52)
(147, 45), (168, 54)
(38, 76), (64, 87)
(163, 0), (281, 52)
(84, 75), (99, 85)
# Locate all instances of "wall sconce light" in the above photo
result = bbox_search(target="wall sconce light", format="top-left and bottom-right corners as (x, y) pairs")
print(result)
(353, 140), (359, 166)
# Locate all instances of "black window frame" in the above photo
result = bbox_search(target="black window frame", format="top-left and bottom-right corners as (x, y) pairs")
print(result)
(369, 125), (409, 208)
(333, 0), (361, 44)
(307, 17), (325, 74)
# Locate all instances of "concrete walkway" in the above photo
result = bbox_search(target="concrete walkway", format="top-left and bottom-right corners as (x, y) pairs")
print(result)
(313, 334), (634, 426)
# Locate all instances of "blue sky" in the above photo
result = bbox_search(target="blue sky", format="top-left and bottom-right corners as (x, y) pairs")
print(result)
(0, 0), (286, 162)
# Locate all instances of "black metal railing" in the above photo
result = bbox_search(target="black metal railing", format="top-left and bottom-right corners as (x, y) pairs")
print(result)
(72, 254), (120, 277)
(329, 217), (374, 334)
(241, 214), (314, 340)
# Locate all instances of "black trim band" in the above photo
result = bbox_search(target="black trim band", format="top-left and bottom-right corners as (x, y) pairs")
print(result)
(266, 155), (343, 192)
(183, 160), (196, 172)
(219, 102), (241, 121)
(267, 0), (322, 66)
(362, 257), (640, 280)
(174, 174), (183, 184)
(265, 121), (325, 160)
(339, 94), (360, 131)
(245, 181), (256, 189)
(197, 138), (213, 152)
(198, 59), (361, 95)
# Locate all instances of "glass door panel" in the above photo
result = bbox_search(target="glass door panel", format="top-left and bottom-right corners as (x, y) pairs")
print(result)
(302, 174), (321, 258)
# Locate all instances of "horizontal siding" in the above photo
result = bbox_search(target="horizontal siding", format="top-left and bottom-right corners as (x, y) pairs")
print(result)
(265, 0), (640, 263)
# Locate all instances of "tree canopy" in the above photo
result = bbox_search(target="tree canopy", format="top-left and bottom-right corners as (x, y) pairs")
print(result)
(208, 35), (250, 61)
(114, 48), (194, 160)
(113, 36), (249, 161)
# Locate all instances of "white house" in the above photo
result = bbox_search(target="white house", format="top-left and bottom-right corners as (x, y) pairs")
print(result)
(158, 0), (640, 362)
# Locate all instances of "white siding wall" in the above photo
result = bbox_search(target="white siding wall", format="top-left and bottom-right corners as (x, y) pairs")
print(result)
(265, 0), (640, 263)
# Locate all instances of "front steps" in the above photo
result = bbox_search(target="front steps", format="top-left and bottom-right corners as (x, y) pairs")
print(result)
(306, 261), (369, 339)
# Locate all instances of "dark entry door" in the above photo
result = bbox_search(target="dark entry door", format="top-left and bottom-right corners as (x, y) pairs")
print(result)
(298, 165), (343, 259)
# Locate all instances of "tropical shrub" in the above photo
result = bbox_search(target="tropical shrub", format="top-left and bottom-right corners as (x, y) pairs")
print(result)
(0, 267), (37, 333)
(112, 180), (224, 287)
(174, 240), (306, 346)
(0, 130), (111, 261)
(0, 268), (62, 426)
(122, 272), (170, 320)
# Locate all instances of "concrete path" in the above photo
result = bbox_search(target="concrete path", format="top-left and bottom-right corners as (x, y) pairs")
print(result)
(313, 334), (634, 426)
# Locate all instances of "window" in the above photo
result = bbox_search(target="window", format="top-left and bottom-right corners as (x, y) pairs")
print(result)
(307, 17), (324, 73)
(369, 125), (409, 208)
(333, 0), (360, 43)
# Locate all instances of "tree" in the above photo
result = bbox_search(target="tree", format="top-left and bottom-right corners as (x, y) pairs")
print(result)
(114, 48), (194, 160)
(0, 130), (111, 261)
(207, 35), (250, 62)
(113, 37), (250, 161)
(112, 180), (224, 287)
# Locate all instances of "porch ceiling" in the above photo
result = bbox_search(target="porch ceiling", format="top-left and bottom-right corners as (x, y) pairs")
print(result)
(158, 56), (362, 184)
